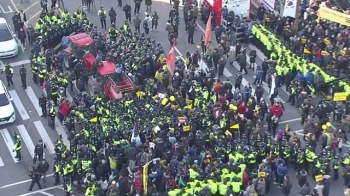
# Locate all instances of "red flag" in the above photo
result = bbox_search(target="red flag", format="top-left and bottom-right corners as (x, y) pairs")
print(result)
(166, 44), (176, 75)
(204, 14), (212, 46)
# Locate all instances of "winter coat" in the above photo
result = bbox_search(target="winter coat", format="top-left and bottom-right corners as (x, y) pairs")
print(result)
(300, 185), (311, 195)
(256, 179), (266, 195)
(276, 159), (287, 176)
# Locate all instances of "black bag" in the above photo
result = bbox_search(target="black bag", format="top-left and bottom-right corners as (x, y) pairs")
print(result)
(143, 20), (148, 28)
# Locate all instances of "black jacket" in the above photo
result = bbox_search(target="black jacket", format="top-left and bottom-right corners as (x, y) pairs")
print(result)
(37, 161), (50, 173)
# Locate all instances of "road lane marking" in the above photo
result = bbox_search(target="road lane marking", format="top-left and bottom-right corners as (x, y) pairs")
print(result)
(9, 90), (30, 120)
(9, 59), (31, 67)
(17, 125), (35, 159)
(34, 121), (55, 154)
(40, 192), (56, 196)
(0, 173), (55, 189)
(0, 4), (13, 13)
(25, 86), (41, 116)
(23, 1), (39, 12)
(0, 129), (19, 163)
(16, 183), (60, 196)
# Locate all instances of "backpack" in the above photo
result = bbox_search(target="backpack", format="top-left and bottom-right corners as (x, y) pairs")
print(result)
(143, 20), (148, 28)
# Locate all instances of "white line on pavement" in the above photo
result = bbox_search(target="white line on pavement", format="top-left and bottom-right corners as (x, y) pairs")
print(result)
(8, 59), (31, 67)
(34, 121), (55, 154)
(9, 90), (30, 120)
(0, 129), (19, 163)
(0, 174), (55, 189)
(40, 192), (56, 196)
(25, 86), (42, 116)
(262, 118), (301, 127)
(17, 125), (35, 159)
(17, 184), (61, 196)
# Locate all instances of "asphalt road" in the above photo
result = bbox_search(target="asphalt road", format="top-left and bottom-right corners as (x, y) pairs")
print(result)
(0, 0), (346, 195)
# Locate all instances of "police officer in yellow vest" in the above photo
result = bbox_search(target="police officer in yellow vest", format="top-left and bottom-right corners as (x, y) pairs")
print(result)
(98, 7), (107, 30)
(2, 63), (14, 87)
(49, 104), (56, 129)
(63, 160), (74, 182)
(38, 65), (47, 87)
(63, 178), (73, 196)
(13, 133), (22, 161)
(53, 159), (62, 184)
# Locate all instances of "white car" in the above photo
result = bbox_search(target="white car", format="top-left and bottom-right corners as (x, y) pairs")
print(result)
(0, 18), (18, 58)
(0, 80), (16, 125)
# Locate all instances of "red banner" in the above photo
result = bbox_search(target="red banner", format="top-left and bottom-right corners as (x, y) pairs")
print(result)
(166, 44), (176, 75)
(204, 14), (212, 46)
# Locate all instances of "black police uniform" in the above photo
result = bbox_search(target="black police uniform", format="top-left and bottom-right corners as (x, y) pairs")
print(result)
(2, 65), (14, 86)
(39, 95), (47, 117)
(28, 167), (43, 191)
(19, 65), (27, 89)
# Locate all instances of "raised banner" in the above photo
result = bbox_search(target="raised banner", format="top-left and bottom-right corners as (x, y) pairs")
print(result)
(282, 0), (297, 18)
(318, 7), (350, 26)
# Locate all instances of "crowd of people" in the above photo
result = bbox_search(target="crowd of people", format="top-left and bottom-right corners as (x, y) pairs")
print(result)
(18, 1), (350, 196)
(252, 1), (350, 95)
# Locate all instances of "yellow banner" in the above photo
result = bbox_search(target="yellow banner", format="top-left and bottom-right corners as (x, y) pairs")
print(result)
(333, 92), (348, 101)
(143, 163), (149, 195)
(318, 7), (350, 26)
(315, 175), (323, 182)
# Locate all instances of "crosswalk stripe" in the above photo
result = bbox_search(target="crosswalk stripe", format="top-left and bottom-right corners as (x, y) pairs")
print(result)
(25, 86), (42, 116)
(9, 90), (30, 120)
(33, 121), (55, 154)
(42, 89), (70, 147)
(0, 156), (4, 167)
(17, 125), (35, 159)
(0, 129), (19, 163)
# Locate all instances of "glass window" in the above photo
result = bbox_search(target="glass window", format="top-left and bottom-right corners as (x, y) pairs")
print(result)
(0, 24), (13, 42)
(0, 93), (9, 107)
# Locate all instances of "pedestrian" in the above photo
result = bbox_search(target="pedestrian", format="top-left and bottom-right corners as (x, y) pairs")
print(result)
(13, 133), (22, 161)
(27, 24), (35, 46)
(282, 175), (292, 196)
(151, 11), (158, 31)
(51, 0), (57, 9)
(40, 0), (48, 13)
(123, 4), (132, 23)
(117, 0), (122, 7)
(39, 94), (47, 117)
(134, 0), (141, 15)
(34, 140), (46, 164)
(12, 12), (21, 34)
(18, 27), (26, 49)
(2, 63), (14, 87)
(98, 7), (107, 30)
(28, 166), (42, 191)
(109, 7), (117, 24)
(145, 0), (152, 12)
(37, 159), (49, 186)
(57, 0), (65, 9)
(143, 15), (151, 34)
(19, 10), (27, 28)
(187, 20), (194, 44)
(19, 64), (27, 89)
(133, 15), (141, 34)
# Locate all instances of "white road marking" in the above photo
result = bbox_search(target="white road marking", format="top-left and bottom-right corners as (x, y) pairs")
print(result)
(34, 121), (55, 154)
(9, 90), (30, 120)
(17, 125), (35, 159)
(9, 59), (31, 67)
(25, 86), (41, 116)
(0, 173), (55, 189)
(16, 183), (60, 196)
(40, 192), (56, 196)
(263, 118), (301, 128)
(0, 129), (19, 163)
